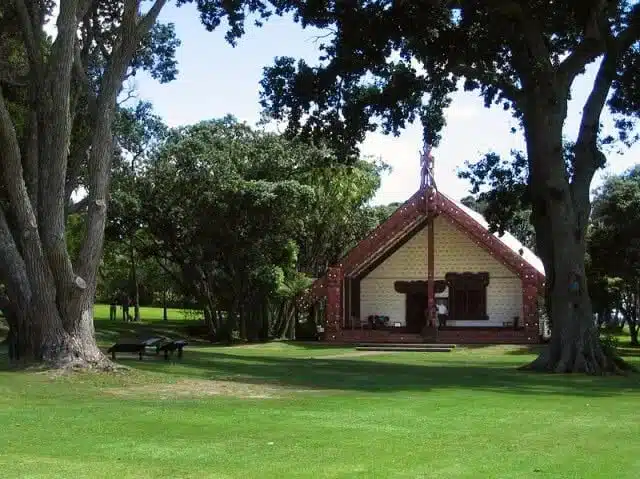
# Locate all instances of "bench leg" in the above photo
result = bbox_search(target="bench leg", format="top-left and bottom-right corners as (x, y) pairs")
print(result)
(138, 350), (143, 360)
(177, 347), (183, 359)
(111, 351), (116, 360)
(164, 350), (169, 360)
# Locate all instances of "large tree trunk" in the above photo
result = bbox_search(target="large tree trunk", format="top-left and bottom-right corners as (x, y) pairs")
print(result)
(16, 300), (106, 368)
(519, 86), (617, 373)
(2, 266), (109, 368)
(0, 0), (167, 369)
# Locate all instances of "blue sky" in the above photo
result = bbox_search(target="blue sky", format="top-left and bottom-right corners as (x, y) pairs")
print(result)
(129, 3), (639, 205)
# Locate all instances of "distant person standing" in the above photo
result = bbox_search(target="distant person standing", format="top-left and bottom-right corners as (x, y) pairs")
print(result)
(122, 296), (130, 322)
(109, 296), (118, 321)
(436, 300), (448, 328)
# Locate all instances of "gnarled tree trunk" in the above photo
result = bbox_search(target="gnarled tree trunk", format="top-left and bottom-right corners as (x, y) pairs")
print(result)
(12, 297), (106, 368)
(0, 0), (168, 369)
(520, 80), (623, 374)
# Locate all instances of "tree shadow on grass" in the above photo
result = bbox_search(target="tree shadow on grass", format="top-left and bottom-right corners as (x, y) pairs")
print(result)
(94, 319), (210, 345)
(503, 345), (546, 355)
(122, 348), (640, 398)
(618, 348), (640, 357)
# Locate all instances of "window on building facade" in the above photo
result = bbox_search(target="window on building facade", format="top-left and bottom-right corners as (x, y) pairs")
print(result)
(445, 272), (489, 321)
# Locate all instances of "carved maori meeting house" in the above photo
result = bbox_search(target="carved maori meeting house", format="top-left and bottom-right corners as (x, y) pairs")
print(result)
(310, 145), (546, 344)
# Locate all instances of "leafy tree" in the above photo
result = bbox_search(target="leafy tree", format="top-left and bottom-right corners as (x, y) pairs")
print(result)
(106, 100), (168, 320)
(589, 166), (640, 345)
(459, 151), (536, 251)
(368, 202), (402, 228)
(295, 160), (389, 277)
(188, 0), (640, 372)
(120, 117), (389, 340)
(0, 0), (179, 367)
(135, 118), (316, 340)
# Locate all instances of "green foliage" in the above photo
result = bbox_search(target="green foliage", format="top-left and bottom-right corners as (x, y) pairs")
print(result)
(590, 165), (640, 279)
(600, 329), (621, 357)
(181, 1), (639, 154)
(132, 117), (317, 337)
(458, 150), (536, 250)
(102, 113), (389, 340)
(588, 166), (640, 343)
(65, 213), (86, 263)
(295, 159), (389, 276)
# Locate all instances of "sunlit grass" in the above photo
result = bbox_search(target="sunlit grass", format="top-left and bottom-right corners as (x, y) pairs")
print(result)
(0, 328), (639, 478)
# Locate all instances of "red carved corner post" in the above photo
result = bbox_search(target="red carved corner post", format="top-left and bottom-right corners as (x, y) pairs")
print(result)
(521, 268), (541, 343)
(325, 266), (344, 341)
(426, 214), (435, 329)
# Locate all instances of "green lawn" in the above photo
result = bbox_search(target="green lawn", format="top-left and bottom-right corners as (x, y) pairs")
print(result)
(0, 311), (640, 478)
(93, 303), (200, 322)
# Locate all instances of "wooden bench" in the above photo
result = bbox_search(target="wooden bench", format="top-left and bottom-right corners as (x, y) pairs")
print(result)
(108, 342), (146, 360)
(156, 340), (188, 360)
(108, 337), (165, 360)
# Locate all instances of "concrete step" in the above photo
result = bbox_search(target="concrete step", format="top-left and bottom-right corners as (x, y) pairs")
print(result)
(355, 346), (453, 352)
(356, 342), (456, 349)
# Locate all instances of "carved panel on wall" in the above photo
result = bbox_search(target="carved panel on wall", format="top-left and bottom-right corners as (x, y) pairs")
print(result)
(394, 280), (447, 295)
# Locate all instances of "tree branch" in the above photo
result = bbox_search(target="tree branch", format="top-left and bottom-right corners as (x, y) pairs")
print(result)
(571, 7), (640, 231)
(0, 205), (31, 312)
(23, 111), (38, 209)
(76, 0), (167, 289)
(0, 85), (37, 239)
(574, 7), (640, 172)
(558, 0), (611, 87)
(72, 39), (98, 119)
(137, 0), (168, 37)
(91, 9), (111, 61)
(77, 0), (96, 20)
(13, 0), (43, 74)
(0, 61), (28, 87)
(36, 0), (89, 306)
(483, 0), (551, 69)
(0, 86), (60, 306)
(68, 196), (89, 215)
(449, 63), (522, 103)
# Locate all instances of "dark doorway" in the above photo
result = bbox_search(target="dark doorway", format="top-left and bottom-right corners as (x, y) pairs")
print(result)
(405, 292), (428, 333)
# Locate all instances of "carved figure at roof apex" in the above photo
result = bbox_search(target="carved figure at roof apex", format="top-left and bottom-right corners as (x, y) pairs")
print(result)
(420, 141), (436, 191)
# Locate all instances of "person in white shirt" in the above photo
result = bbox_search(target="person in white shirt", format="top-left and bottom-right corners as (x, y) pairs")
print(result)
(436, 301), (448, 327)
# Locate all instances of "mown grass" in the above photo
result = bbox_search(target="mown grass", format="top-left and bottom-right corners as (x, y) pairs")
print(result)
(93, 303), (200, 321)
(0, 307), (639, 478)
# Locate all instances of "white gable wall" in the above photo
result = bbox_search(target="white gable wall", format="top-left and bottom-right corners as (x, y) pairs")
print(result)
(359, 215), (523, 327)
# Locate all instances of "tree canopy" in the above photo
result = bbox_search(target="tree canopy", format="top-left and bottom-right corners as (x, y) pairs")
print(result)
(589, 166), (640, 345)
(104, 116), (390, 341)
(187, 0), (640, 373)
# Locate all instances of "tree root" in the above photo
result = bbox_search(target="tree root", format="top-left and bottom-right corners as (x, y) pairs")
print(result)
(519, 342), (636, 375)
(11, 355), (125, 374)
(8, 343), (126, 373)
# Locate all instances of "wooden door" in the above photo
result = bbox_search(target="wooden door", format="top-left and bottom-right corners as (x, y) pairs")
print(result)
(406, 292), (428, 333)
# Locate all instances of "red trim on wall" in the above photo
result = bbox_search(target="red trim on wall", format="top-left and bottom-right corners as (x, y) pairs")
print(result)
(437, 193), (545, 285)
(324, 267), (343, 340)
(337, 190), (427, 276)
(316, 189), (544, 288)
(312, 187), (546, 344)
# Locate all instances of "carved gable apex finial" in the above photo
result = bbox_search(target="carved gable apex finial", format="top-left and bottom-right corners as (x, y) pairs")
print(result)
(419, 140), (436, 192)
